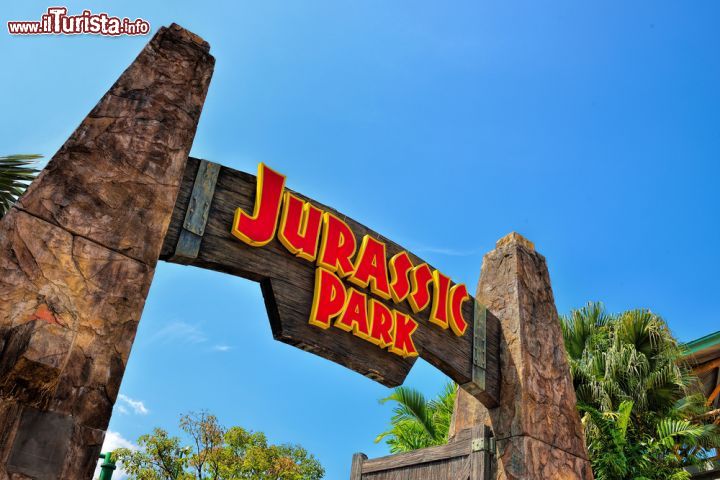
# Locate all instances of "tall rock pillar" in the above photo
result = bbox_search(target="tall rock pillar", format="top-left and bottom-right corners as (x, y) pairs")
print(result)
(450, 233), (593, 479)
(0, 24), (214, 479)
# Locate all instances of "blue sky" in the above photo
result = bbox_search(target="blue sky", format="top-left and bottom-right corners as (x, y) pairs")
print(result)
(2, 1), (719, 478)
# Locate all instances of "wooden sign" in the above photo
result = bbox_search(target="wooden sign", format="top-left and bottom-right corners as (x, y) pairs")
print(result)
(160, 157), (499, 405)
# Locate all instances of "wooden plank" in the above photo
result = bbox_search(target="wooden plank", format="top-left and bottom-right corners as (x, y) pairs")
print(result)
(454, 458), (471, 480)
(173, 229), (203, 260)
(358, 428), (479, 479)
(460, 304), (500, 408)
(350, 453), (366, 480)
(183, 160), (221, 235)
(363, 457), (467, 480)
(469, 449), (485, 480)
(161, 157), (500, 401)
(469, 425), (491, 480)
(361, 442), (470, 474)
(695, 358), (720, 376)
(263, 277), (413, 385)
(361, 428), (473, 473)
(707, 382), (720, 406)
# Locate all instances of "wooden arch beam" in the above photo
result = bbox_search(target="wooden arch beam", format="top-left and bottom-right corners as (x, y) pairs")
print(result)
(160, 157), (501, 406)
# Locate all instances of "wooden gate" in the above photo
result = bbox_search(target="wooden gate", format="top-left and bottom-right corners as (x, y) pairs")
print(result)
(350, 426), (492, 480)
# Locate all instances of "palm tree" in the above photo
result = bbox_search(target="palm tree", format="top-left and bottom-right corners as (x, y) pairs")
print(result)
(562, 302), (719, 479)
(0, 154), (40, 218)
(375, 382), (457, 453)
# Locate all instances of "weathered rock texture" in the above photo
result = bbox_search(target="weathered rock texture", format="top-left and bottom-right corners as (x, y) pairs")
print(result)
(0, 24), (213, 479)
(450, 233), (593, 479)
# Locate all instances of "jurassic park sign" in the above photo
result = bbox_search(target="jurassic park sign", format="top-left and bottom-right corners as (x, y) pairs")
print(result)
(160, 157), (499, 406)
(230, 163), (471, 358)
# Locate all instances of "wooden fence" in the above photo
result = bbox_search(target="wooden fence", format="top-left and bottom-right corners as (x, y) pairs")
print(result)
(350, 426), (493, 480)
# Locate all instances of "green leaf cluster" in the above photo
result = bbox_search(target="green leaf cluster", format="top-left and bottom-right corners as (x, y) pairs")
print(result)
(114, 412), (324, 480)
(374, 382), (457, 453)
(0, 154), (40, 217)
(563, 302), (720, 479)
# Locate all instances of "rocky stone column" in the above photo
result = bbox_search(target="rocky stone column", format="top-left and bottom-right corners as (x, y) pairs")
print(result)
(450, 233), (593, 479)
(0, 24), (214, 479)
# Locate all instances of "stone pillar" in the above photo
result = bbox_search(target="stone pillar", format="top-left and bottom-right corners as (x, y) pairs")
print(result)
(0, 24), (214, 479)
(450, 233), (593, 479)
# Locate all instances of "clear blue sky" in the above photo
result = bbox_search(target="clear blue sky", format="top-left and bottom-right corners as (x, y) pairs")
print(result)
(2, 1), (719, 478)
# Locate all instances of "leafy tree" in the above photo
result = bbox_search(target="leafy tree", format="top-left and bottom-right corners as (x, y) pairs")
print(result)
(114, 413), (324, 480)
(562, 302), (719, 479)
(219, 427), (324, 480)
(115, 428), (191, 480)
(180, 412), (224, 479)
(0, 154), (40, 217)
(374, 382), (456, 453)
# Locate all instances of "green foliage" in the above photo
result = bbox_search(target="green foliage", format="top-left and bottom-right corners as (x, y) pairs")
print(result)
(375, 382), (457, 453)
(376, 302), (718, 480)
(0, 154), (40, 217)
(218, 427), (324, 480)
(180, 412), (225, 479)
(563, 302), (720, 479)
(114, 428), (191, 480)
(114, 412), (324, 480)
(578, 401), (633, 479)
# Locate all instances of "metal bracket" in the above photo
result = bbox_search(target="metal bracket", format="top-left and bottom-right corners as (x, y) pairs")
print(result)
(473, 301), (487, 371)
(471, 437), (495, 454)
(173, 159), (221, 260)
(471, 438), (484, 452)
(461, 300), (487, 396)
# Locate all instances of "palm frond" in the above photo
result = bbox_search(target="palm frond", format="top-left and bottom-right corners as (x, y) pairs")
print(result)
(561, 301), (610, 360)
(376, 382), (458, 452)
(0, 154), (41, 217)
(379, 386), (437, 441)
